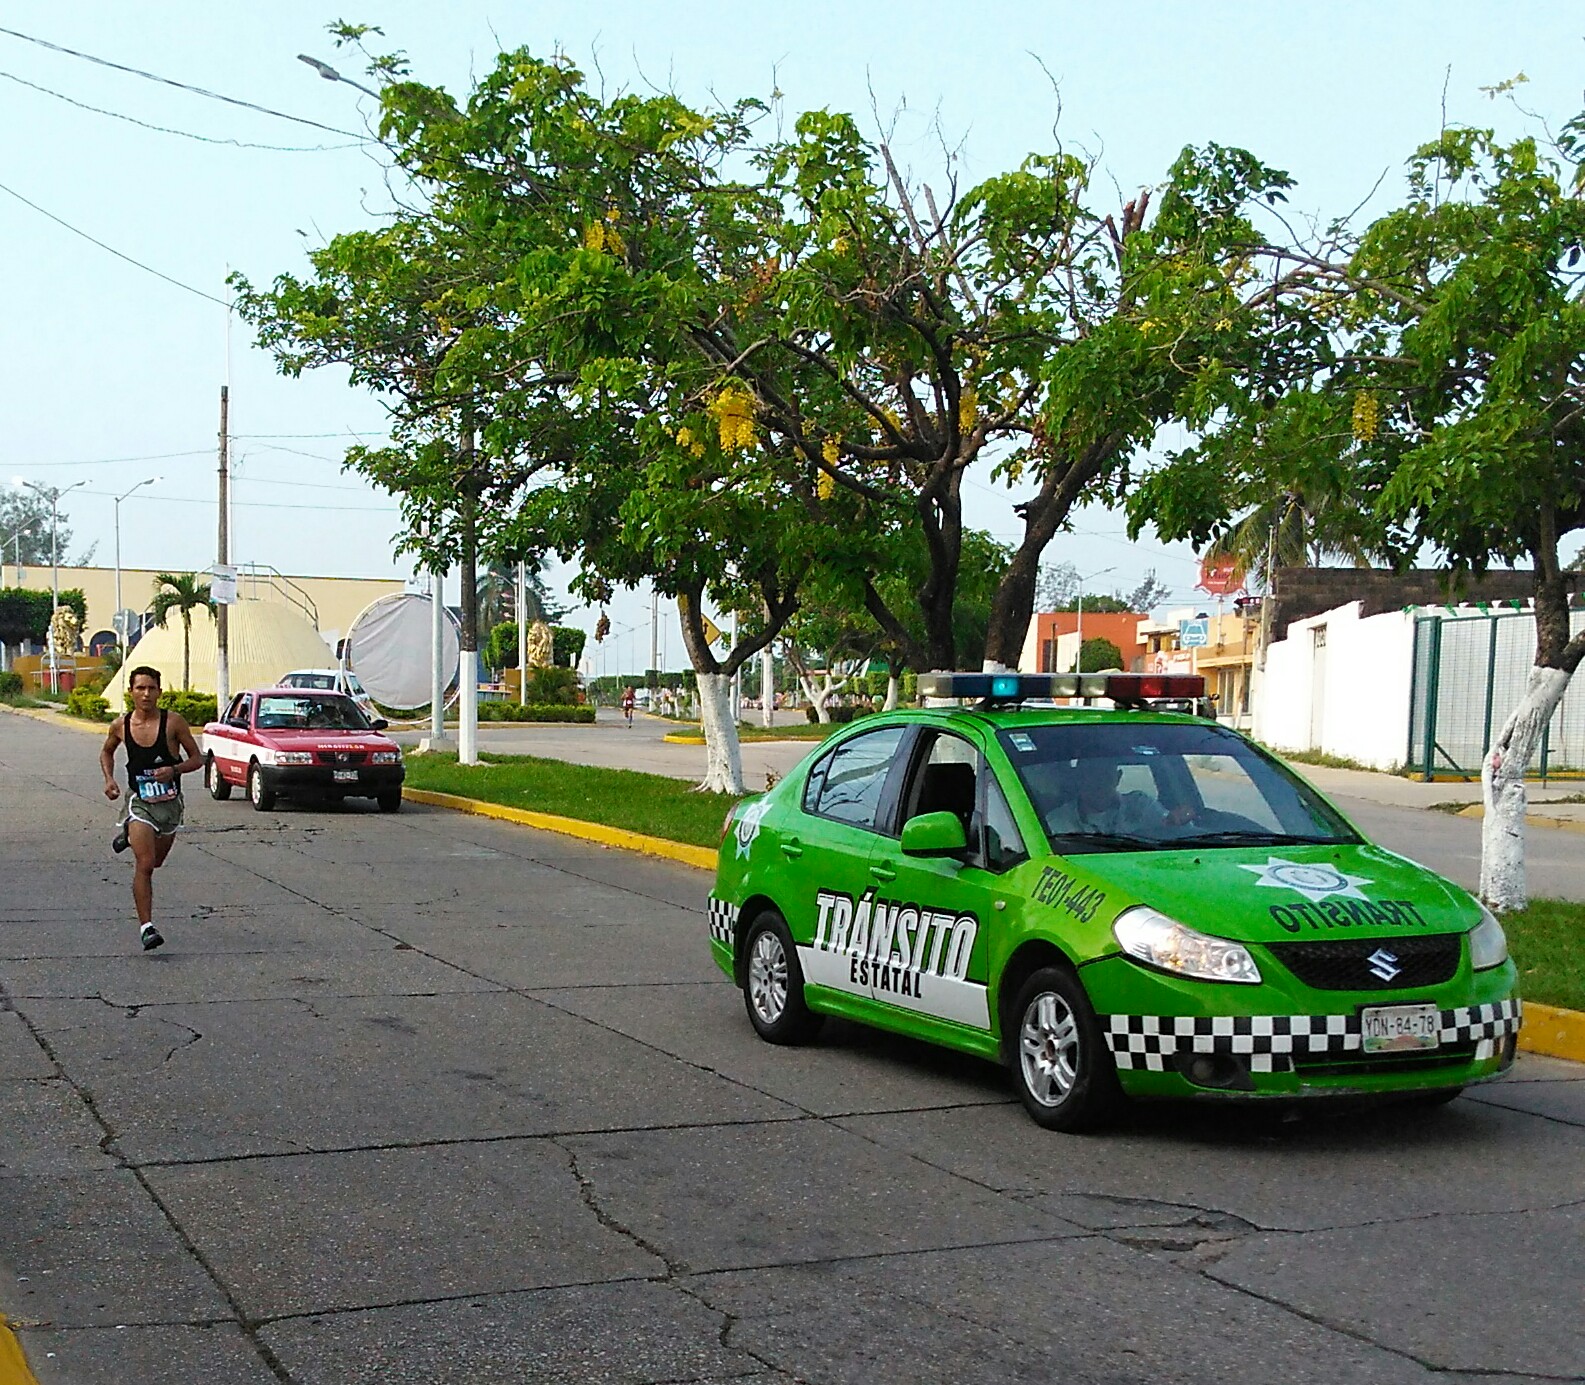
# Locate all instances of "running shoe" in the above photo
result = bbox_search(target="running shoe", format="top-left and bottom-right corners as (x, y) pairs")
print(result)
(140, 924), (164, 952)
(112, 824), (129, 854)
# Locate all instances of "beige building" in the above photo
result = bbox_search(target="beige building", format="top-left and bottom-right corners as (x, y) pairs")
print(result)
(5, 563), (405, 655)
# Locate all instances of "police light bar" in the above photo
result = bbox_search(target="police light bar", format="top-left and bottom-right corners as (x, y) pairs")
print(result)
(918, 672), (1205, 706)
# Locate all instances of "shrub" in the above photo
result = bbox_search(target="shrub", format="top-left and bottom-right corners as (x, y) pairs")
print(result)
(125, 689), (218, 725)
(523, 664), (581, 704)
(0, 670), (22, 697)
(66, 686), (111, 721)
(476, 702), (594, 723)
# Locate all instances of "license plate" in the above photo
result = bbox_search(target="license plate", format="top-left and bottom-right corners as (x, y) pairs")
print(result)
(1361, 1003), (1441, 1053)
(332, 769), (358, 783)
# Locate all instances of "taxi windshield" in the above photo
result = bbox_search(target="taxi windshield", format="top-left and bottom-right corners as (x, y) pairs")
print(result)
(998, 720), (1359, 854)
(256, 694), (371, 732)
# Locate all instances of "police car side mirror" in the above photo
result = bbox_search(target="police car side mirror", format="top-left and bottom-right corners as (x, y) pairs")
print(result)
(901, 811), (968, 858)
(371, 718), (389, 731)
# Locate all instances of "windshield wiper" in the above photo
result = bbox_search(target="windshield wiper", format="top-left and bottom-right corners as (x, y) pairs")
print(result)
(1173, 831), (1345, 847)
(1047, 831), (1173, 852)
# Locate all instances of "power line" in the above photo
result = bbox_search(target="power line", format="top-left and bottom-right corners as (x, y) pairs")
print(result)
(77, 487), (398, 514)
(0, 24), (367, 139)
(233, 431), (388, 439)
(0, 175), (230, 306)
(12, 448), (214, 470)
(0, 68), (364, 151)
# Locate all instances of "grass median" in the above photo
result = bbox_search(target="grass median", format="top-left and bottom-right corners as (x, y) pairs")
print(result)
(1502, 900), (1585, 1012)
(402, 751), (745, 848)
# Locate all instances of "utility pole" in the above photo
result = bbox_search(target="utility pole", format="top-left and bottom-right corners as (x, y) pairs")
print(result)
(216, 385), (230, 709)
(649, 585), (659, 684)
(457, 419), (480, 766)
(517, 559), (527, 705)
(430, 565), (447, 743)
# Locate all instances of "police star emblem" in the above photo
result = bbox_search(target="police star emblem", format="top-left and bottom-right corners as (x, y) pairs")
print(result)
(734, 798), (771, 859)
(1238, 856), (1373, 903)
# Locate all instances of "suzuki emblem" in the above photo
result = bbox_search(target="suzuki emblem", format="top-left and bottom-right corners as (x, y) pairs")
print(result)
(1366, 948), (1402, 982)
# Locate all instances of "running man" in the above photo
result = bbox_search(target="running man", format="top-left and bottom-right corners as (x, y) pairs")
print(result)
(621, 685), (636, 726)
(100, 666), (203, 951)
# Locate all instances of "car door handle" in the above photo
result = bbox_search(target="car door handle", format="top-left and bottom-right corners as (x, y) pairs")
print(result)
(869, 862), (897, 882)
(780, 839), (804, 858)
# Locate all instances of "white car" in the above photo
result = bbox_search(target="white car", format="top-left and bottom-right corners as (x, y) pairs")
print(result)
(279, 669), (378, 721)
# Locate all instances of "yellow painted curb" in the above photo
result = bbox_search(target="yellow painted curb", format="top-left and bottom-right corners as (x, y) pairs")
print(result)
(662, 733), (707, 745)
(0, 1314), (40, 1385)
(1517, 1001), (1585, 1064)
(1453, 803), (1585, 835)
(0, 703), (103, 736)
(402, 788), (718, 871)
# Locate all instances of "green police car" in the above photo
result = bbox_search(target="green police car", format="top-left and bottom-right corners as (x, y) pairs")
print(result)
(708, 672), (1520, 1131)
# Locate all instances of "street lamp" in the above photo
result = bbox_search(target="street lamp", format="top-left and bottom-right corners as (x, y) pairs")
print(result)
(296, 54), (382, 99)
(22, 479), (86, 693)
(1074, 566), (1116, 672)
(114, 476), (161, 648)
(6, 515), (38, 585)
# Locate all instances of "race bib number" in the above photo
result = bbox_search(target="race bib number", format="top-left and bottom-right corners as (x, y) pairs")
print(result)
(136, 773), (178, 803)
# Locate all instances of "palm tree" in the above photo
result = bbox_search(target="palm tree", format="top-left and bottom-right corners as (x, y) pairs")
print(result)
(149, 572), (215, 691)
(1206, 488), (1390, 591)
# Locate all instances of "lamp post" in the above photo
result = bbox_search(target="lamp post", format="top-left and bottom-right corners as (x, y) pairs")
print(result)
(296, 54), (382, 99)
(6, 516), (38, 585)
(1073, 566), (1116, 673)
(113, 476), (160, 649)
(22, 479), (85, 693)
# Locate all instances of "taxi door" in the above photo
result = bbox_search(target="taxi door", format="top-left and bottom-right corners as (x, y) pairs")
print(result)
(772, 723), (914, 1010)
(209, 693), (254, 785)
(864, 727), (1029, 1036)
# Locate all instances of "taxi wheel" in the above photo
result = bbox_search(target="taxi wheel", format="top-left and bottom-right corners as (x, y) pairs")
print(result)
(742, 911), (822, 1045)
(206, 755), (232, 801)
(1010, 966), (1120, 1132)
(247, 763), (277, 812)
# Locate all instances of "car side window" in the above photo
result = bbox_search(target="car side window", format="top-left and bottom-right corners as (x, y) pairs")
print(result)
(903, 732), (979, 834)
(228, 695), (251, 728)
(807, 727), (908, 830)
(975, 775), (1029, 872)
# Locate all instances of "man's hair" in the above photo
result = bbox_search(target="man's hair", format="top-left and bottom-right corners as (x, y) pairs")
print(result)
(127, 665), (162, 688)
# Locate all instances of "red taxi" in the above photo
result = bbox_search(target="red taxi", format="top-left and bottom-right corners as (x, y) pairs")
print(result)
(202, 687), (405, 812)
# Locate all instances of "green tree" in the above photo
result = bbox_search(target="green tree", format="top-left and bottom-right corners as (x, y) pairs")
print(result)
(1076, 636), (1125, 672)
(148, 572), (214, 691)
(0, 489), (70, 568)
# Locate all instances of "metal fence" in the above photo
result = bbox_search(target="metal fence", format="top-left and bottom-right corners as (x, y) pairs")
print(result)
(1406, 608), (1585, 780)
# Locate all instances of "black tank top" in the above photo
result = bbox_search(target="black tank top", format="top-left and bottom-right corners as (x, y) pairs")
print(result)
(125, 710), (180, 800)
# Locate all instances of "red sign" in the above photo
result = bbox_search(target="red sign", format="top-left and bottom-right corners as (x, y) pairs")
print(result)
(1197, 555), (1245, 596)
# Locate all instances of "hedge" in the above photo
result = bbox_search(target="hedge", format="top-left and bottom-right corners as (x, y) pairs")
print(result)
(476, 702), (594, 723)
(0, 671), (22, 698)
(66, 686), (111, 722)
(121, 689), (219, 725)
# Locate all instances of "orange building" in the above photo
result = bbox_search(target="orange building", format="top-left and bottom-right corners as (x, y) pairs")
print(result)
(1019, 611), (1146, 673)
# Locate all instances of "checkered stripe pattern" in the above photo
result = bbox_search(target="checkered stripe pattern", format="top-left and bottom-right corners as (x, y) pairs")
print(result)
(706, 895), (737, 948)
(1104, 1000), (1522, 1073)
(1440, 998), (1522, 1043)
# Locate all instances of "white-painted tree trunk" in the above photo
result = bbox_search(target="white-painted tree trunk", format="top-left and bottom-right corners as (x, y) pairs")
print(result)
(1480, 664), (1570, 913)
(883, 672), (900, 710)
(760, 647), (774, 728)
(458, 649), (479, 766)
(696, 671), (745, 794)
(798, 669), (835, 722)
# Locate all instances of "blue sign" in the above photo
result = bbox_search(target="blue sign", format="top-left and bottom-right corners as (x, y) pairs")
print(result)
(1178, 618), (1210, 648)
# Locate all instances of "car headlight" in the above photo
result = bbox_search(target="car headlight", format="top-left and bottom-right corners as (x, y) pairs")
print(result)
(1469, 906), (1509, 970)
(275, 751), (314, 765)
(371, 750), (402, 764)
(1113, 906), (1263, 985)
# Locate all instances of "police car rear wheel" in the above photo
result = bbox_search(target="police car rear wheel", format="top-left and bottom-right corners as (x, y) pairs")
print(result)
(743, 911), (822, 1045)
(1011, 966), (1119, 1132)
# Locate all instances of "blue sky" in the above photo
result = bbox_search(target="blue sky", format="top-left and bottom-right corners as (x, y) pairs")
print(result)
(3, 3), (1580, 674)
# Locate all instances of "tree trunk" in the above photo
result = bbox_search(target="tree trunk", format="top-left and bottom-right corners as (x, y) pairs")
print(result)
(1480, 664), (1570, 912)
(696, 672), (744, 794)
(182, 616), (191, 691)
(883, 671), (900, 710)
(458, 441), (481, 767)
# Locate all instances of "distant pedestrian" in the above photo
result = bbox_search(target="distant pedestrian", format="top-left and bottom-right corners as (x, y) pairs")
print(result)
(621, 685), (636, 726)
(100, 666), (202, 951)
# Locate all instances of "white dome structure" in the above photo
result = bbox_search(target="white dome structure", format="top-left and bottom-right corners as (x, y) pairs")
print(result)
(105, 600), (336, 702)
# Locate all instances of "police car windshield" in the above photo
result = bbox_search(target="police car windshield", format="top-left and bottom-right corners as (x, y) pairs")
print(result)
(256, 694), (371, 731)
(998, 721), (1358, 854)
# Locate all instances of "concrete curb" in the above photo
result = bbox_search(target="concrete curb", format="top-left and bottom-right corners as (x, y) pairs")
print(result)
(662, 733), (707, 745)
(1518, 1002), (1585, 1065)
(0, 703), (103, 736)
(0, 1315), (39, 1385)
(401, 788), (717, 871)
(1454, 803), (1585, 835)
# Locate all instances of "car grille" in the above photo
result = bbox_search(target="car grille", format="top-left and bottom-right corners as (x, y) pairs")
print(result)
(314, 751), (368, 766)
(1266, 934), (1462, 991)
(1292, 1042), (1479, 1077)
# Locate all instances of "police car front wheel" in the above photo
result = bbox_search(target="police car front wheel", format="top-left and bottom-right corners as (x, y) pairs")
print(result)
(1010, 966), (1120, 1132)
(742, 911), (822, 1045)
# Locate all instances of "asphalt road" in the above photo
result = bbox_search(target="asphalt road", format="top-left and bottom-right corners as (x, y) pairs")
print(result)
(2, 712), (1582, 1384)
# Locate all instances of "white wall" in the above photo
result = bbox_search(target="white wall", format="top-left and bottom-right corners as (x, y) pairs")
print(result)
(1254, 602), (1417, 770)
